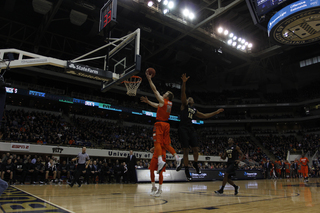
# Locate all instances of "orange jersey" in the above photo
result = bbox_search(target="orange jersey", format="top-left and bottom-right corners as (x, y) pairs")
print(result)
(156, 99), (172, 121)
(300, 157), (309, 166)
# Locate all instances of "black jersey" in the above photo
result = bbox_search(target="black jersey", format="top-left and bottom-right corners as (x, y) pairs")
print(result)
(15, 162), (25, 171)
(2, 163), (14, 171)
(67, 164), (76, 171)
(34, 163), (42, 171)
(226, 145), (238, 164)
(180, 105), (197, 127)
(59, 164), (68, 171)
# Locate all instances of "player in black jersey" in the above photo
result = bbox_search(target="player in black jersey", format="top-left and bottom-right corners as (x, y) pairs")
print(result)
(180, 73), (224, 180)
(215, 138), (244, 195)
(1, 159), (14, 184)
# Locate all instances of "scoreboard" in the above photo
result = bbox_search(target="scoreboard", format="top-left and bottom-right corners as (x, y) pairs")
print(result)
(255, 0), (290, 16)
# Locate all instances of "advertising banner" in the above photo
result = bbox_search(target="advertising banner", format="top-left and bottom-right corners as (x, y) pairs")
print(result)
(137, 169), (264, 182)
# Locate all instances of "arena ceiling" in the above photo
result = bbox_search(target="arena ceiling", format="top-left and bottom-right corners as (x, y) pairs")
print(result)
(1, 0), (320, 91)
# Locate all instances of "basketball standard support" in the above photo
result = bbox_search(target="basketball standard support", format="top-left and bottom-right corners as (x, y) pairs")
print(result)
(0, 28), (141, 92)
(0, 49), (118, 81)
(0, 49), (66, 69)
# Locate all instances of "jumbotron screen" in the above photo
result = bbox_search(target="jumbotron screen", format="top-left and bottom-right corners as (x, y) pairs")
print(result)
(255, 0), (291, 16)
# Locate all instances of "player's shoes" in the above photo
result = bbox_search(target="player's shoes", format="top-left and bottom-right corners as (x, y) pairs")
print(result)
(185, 168), (192, 181)
(157, 161), (166, 174)
(69, 183), (74, 188)
(150, 187), (157, 196)
(234, 185), (240, 195)
(192, 162), (201, 174)
(153, 189), (162, 197)
(214, 189), (224, 194)
(176, 158), (182, 171)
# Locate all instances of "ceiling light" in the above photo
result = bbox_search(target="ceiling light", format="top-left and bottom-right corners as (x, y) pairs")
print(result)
(232, 42), (237, 47)
(245, 42), (248, 46)
(168, 1), (174, 9)
(241, 39), (245, 44)
(183, 9), (189, 16)
(163, 0), (168, 5)
(224, 30), (228, 35)
(237, 45), (241, 49)
(147, 1), (153, 7)
(227, 39), (232, 45)
(189, 12), (195, 20)
(158, 0), (162, 2)
(32, 0), (52, 15)
(238, 37), (242, 42)
(163, 8), (169, 14)
(229, 33), (234, 37)
(218, 27), (223, 33)
(233, 36), (237, 40)
(241, 45), (246, 50)
(248, 43), (253, 48)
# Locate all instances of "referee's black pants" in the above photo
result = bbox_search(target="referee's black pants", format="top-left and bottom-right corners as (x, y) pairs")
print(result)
(72, 164), (85, 185)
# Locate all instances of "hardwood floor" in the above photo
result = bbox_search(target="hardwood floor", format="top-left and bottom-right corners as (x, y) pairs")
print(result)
(1, 178), (319, 213)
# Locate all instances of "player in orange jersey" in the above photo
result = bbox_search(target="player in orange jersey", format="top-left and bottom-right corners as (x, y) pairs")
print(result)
(300, 153), (309, 182)
(285, 160), (291, 178)
(141, 70), (181, 174)
(149, 147), (166, 197)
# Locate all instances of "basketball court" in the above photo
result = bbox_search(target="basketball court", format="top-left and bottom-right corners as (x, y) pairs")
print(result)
(0, 178), (319, 213)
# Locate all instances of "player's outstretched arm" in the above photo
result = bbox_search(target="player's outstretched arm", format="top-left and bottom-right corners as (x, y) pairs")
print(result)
(196, 108), (224, 119)
(150, 147), (155, 153)
(235, 146), (244, 164)
(181, 73), (190, 109)
(140, 96), (159, 108)
(146, 70), (164, 105)
(220, 151), (227, 160)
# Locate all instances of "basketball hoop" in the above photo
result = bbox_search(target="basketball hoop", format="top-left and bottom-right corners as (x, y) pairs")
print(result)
(123, 76), (142, 96)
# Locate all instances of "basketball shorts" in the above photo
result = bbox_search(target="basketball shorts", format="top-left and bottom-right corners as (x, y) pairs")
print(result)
(153, 122), (171, 145)
(226, 163), (238, 177)
(178, 126), (198, 148)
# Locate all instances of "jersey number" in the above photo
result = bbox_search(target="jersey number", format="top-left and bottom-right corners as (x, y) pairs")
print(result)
(188, 113), (193, 119)
(228, 153), (232, 158)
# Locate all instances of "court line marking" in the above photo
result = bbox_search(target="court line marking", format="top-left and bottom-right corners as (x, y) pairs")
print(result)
(11, 186), (75, 213)
(134, 199), (168, 207)
(161, 193), (300, 213)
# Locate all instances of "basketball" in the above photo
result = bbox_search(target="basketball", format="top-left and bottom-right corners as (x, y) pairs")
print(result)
(146, 68), (156, 78)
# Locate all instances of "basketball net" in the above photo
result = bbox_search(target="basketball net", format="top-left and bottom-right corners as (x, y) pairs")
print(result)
(123, 76), (142, 96)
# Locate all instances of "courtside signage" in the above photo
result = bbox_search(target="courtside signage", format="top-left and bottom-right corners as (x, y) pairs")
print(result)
(268, 0), (320, 45)
(66, 61), (112, 81)
(10, 143), (30, 151)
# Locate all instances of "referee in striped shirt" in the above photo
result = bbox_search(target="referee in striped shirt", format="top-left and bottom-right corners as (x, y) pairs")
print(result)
(69, 147), (90, 187)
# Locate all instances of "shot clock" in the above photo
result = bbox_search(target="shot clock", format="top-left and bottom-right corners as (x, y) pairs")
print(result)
(99, 0), (117, 32)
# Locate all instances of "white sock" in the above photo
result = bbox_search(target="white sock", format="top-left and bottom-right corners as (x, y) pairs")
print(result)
(159, 184), (162, 190)
(158, 156), (163, 163)
(175, 154), (179, 162)
(152, 182), (155, 188)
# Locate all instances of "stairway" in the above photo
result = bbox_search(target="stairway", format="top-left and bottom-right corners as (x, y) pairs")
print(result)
(248, 133), (276, 161)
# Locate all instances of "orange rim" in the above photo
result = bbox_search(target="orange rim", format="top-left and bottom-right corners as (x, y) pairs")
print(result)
(122, 76), (142, 84)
